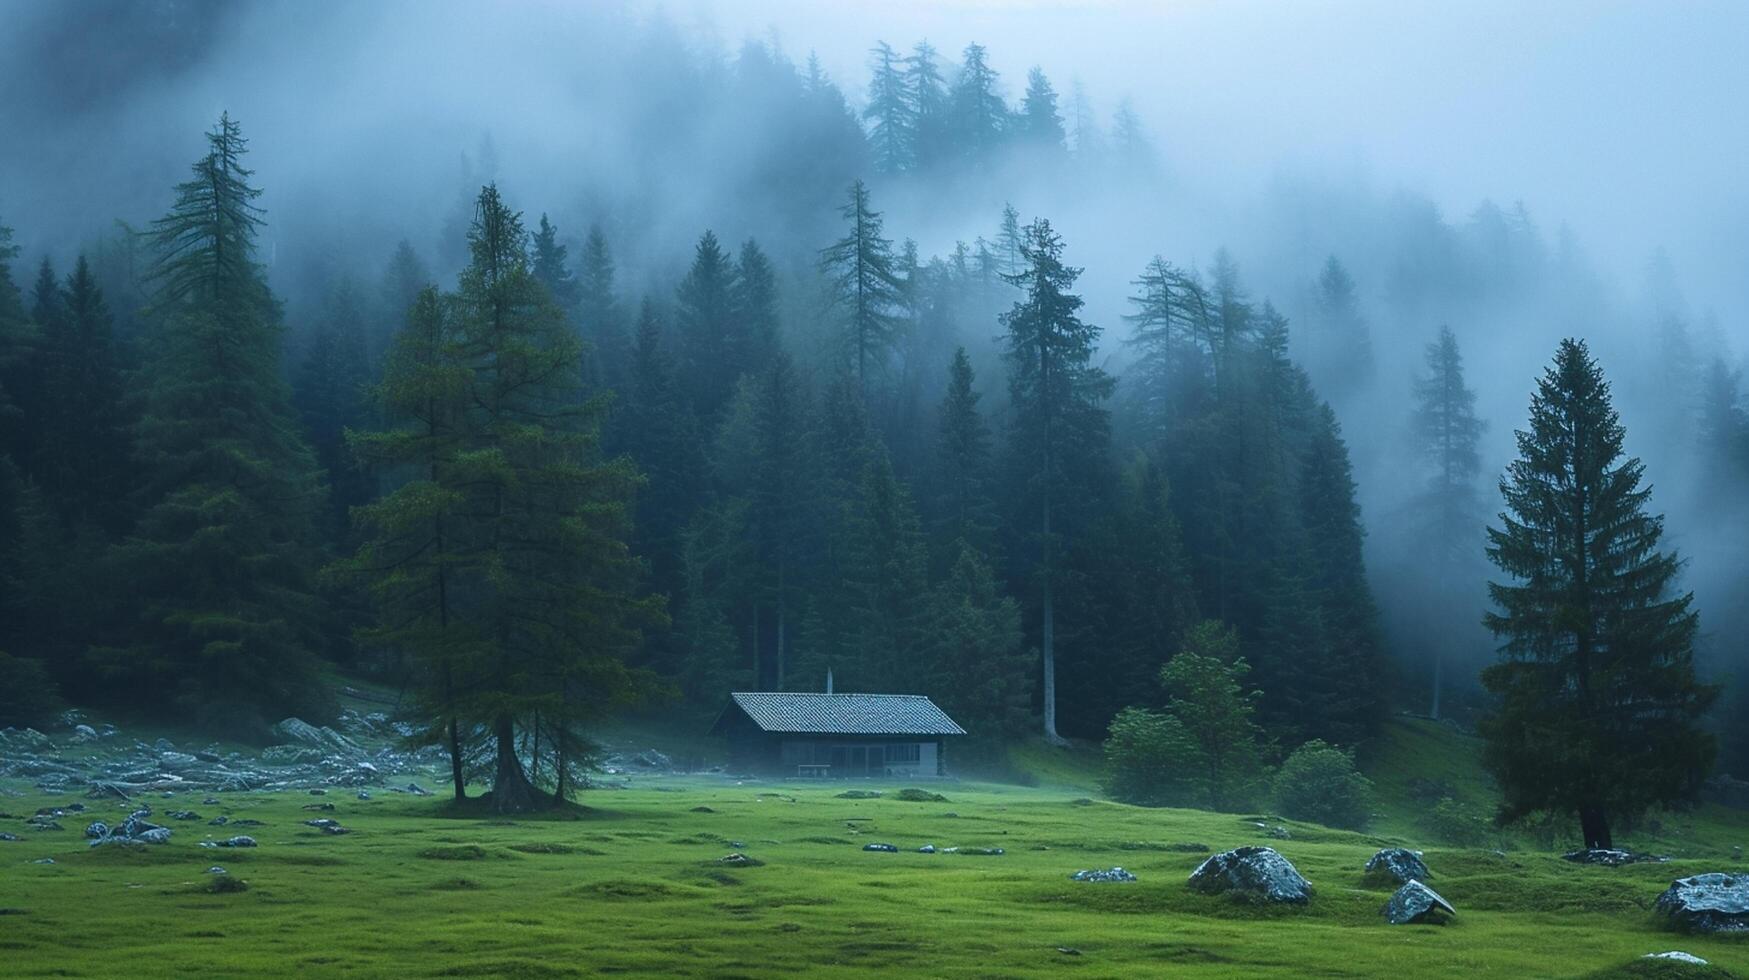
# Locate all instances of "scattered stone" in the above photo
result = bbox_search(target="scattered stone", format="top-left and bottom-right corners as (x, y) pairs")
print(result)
(309, 788), (327, 796)
(270, 717), (363, 756)
(918, 844), (936, 854)
(201, 836), (258, 849)
(690, 806), (716, 813)
(1655, 873), (1749, 933)
(357, 791), (371, 801)
(322, 825), (351, 835)
(136, 827), (172, 844)
(959, 847), (1005, 856)
(230, 819), (266, 828)
(1643, 951), (1708, 965)
(0, 833), (18, 842)
(836, 790), (882, 799)
(302, 803), (337, 811)
(1365, 848), (1430, 886)
(84, 821), (109, 839)
(863, 843), (898, 852)
(208, 816), (229, 827)
(1056, 947), (1082, 956)
(1382, 880), (1456, 924)
(1071, 867), (1137, 883)
(1563, 848), (1668, 866)
(303, 818), (343, 831)
(718, 853), (762, 866)
(30, 857), (54, 864)
(1267, 825), (1292, 840)
(405, 783), (432, 797)
(1187, 846), (1313, 904)
(206, 866), (228, 875)
(71, 724), (98, 742)
(166, 810), (202, 821)
(728, 841), (745, 849)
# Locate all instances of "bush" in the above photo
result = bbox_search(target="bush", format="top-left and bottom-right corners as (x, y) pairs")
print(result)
(1273, 740), (1374, 830)
(0, 651), (64, 729)
(1102, 707), (1202, 806)
(1424, 796), (1490, 846)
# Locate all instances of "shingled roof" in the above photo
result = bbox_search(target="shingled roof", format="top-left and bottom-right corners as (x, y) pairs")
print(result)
(712, 692), (966, 736)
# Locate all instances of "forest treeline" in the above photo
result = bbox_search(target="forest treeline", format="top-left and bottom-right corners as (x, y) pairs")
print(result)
(0, 35), (1744, 823)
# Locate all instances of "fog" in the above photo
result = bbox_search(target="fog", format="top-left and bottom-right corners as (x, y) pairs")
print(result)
(3, 0), (1745, 723)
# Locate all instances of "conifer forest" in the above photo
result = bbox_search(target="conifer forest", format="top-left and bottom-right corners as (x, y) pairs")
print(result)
(2, 4), (1748, 976)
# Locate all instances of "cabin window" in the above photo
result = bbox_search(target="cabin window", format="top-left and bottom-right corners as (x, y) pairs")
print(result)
(885, 743), (921, 764)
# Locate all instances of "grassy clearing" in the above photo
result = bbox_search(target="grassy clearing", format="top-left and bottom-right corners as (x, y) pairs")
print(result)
(2, 767), (1747, 978)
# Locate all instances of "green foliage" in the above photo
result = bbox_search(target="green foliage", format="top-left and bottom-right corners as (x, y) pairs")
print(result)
(1102, 706), (1202, 807)
(0, 649), (63, 727)
(820, 180), (905, 387)
(1274, 740), (1374, 830)
(919, 543), (1032, 748)
(1483, 338), (1717, 849)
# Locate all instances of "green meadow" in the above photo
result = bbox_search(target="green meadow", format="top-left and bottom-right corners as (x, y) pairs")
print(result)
(2, 718), (1745, 979)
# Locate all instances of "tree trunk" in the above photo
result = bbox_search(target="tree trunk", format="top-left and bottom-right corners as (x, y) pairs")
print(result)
(1579, 804), (1613, 850)
(1430, 654), (1442, 721)
(490, 713), (540, 813)
(447, 716), (466, 801)
(1041, 497), (1066, 746)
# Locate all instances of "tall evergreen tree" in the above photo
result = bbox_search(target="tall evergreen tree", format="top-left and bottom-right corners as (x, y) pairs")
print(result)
(820, 180), (905, 390)
(732, 238), (780, 375)
(105, 113), (329, 734)
(865, 41), (915, 174)
(1482, 338), (1717, 849)
(1306, 256), (1374, 393)
(1000, 217), (1113, 743)
(675, 230), (739, 421)
(31, 255), (132, 532)
(1410, 326), (1486, 717)
(576, 224), (626, 392)
(931, 347), (995, 561)
(618, 300), (704, 607)
(295, 278), (372, 533)
(377, 240), (431, 366)
(949, 43), (1007, 166)
(531, 213), (579, 310)
(1017, 67), (1066, 157)
(904, 41), (951, 171)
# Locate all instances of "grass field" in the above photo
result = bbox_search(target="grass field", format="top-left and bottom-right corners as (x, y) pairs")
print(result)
(2, 719), (1746, 978)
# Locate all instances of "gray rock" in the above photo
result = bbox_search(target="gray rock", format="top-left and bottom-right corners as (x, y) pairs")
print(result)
(1382, 880), (1455, 924)
(136, 827), (172, 844)
(405, 782), (432, 797)
(270, 718), (362, 756)
(166, 810), (202, 821)
(357, 791), (371, 801)
(84, 821), (110, 840)
(0, 833), (19, 842)
(1071, 867), (1137, 883)
(1655, 873), (1749, 933)
(208, 816), (229, 826)
(206, 866), (228, 875)
(201, 836), (258, 848)
(1564, 848), (1667, 866)
(1365, 848), (1430, 885)
(71, 725), (98, 742)
(1643, 951), (1708, 965)
(1187, 846), (1313, 904)
(918, 844), (936, 854)
(863, 843), (898, 852)
(30, 857), (53, 864)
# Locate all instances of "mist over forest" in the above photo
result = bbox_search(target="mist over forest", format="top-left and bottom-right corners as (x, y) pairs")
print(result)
(3, 0), (1748, 807)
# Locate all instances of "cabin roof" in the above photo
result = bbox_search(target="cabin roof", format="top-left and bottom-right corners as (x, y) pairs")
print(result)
(711, 692), (967, 737)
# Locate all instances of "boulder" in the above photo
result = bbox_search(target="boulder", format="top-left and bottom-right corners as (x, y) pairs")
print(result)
(84, 821), (109, 840)
(863, 843), (898, 853)
(0, 833), (18, 842)
(270, 718), (362, 756)
(918, 844), (936, 854)
(136, 827), (172, 844)
(1365, 848), (1430, 885)
(201, 836), (258, 848)
(1071, 867), (1138, 883)
(1187, 846), (1313, 904)
(1382, 880), (1455, 924)
(1655, 873), (1749, 933)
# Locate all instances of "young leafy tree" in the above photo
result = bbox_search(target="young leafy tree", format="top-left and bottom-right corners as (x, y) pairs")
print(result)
(1482, 338), (1717, 849)
(820, 180), (905, 391)
(1000, 217), (1113, 743)
(1410, 326), (1487, 717)
(1160, 620), (1265, 810)
(105, 113), (330, 734)
(865, 41), (915, 174)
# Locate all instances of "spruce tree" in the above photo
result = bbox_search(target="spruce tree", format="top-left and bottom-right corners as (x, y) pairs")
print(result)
(1123, 256), (1206, 446)
(1000, 217), (1113, 743)
(820, 180), (904, 391)
(931, 347), (995, 561)
(619, 300), (704, 604)
(920, 542), (1031, 752)
(950, 43), (1007, 166)
(531, 214), (578, 310)
(1306, 256), (1374, 392)
(904, 41), (951, 171)
(576, 224), (626, 392)
(377, 240), (430, 366)
(1482, 338), (1717, 849)
(109, 113), (329, 734)
(296, 278), (372, 533)
(675, 230), (739, 420)
(1410, 326), (1486, 716)
(1017, 67), (1066, 156)
(732, 238), (780, 376)
(865, 41), (915, 174)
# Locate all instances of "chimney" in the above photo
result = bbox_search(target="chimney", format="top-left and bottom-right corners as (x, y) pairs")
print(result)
(826, 668), (834, 695)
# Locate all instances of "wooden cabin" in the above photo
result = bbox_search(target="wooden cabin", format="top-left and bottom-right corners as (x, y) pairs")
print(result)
(709, 692), (966, 778)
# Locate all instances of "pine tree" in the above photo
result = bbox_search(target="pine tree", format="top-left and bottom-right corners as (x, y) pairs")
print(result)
(950, 43), (1007, 166)
(931, 347), (995, 560)
(531, 214), (579, 310)
(1482, 338), (1717, 849)
(1123, 256), (1207, 446)
(296, 278), (372, 533)
(448, 184), (660, 810)
(1306, 256), (1374, 392)
(0, 218), (29, 454)
(904, 41), (951, 171)
(732, 238), (780, 376)
(746, 353), (811, 690)
(865, 41), (915, 174)
(1410, 326), (1486, 717)
(840, 451), (929, 690)
(619, 300), (705, 608)
(30, 255), (132, 532)
(377, 240), (430, 366)
(920, 542), (1032, 752)
(820, 180), (905, 391)
(1001, 217), (1113, 743)
(333, 286), (474, 798)
(576, 224), (627, 392)
(675, 230), (739, 421)
(1017, 67), (1066, 157)
(1110, 98), (1155, 177)
(994, 204), (1025, 280)
(107, 114), (329, 735)
(1066, 79), (1106, 168)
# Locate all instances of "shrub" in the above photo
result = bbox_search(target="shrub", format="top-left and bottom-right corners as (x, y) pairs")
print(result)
(1102, 707), (1202, 807)
(1424, 796), (1490, 846)
(1273, 740), (1374, 830)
